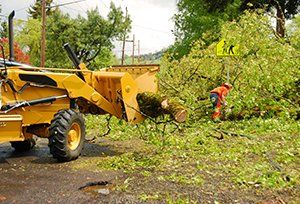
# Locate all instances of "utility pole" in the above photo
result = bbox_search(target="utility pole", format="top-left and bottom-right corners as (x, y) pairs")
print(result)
(121, 37), (126, 65)
(121, 35), (135, 65)
(132, 34), (135, 64)
(121, 7), (128, 65)
(40, 0), (46, 67)
(138, 40), (140, 63)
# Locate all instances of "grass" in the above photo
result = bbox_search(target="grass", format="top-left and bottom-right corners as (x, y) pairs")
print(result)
(75, 115), (300, 202)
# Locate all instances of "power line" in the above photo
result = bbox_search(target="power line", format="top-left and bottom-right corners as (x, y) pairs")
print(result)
(3, 6), (28, 15)
(62, 5), (83, 13)
(47, 0), (87, 9)
(75, 1), (87, 13)
(100, 0), (109, 9)
(132, 24), (171, 34)
(15, 6), (29, 12)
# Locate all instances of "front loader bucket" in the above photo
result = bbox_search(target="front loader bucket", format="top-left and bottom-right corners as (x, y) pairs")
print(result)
(91, 65), (159, 124)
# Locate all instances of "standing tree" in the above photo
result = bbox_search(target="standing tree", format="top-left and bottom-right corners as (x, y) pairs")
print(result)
(41, 3), (130, 68)
(240, 0), (300, 37)
(0, 21), (8, 38)
(28, 0), (55, 19)
(0, 4), (6, 38)
(18, 2), (131, 67)
(76, 3), (131, 65)
(15, 19), (41, 65)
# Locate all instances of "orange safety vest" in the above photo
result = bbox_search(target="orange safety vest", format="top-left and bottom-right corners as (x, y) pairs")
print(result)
(210, 86), (230, 102)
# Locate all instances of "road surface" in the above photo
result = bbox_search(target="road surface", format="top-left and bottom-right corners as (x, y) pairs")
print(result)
(0, 139), (133, 204)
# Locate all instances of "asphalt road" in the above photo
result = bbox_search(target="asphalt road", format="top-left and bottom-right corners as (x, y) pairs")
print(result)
(0, 139), (131, 204)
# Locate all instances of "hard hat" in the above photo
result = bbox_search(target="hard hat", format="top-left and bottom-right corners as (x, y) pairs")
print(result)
(222, 83), (232, 89)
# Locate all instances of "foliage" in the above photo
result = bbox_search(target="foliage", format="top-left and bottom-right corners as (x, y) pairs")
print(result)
(172, 0), (299, 58)
(15, 19), (41, 65)
(240, 0), (300, 37)
(288, 15), (300, 50)
(240, 0), (300, 19)
(172, 0), (242, 58)
(139, 49), (166, 64)
(28, 0), (55, 19)
(160, 11), (300, 120)
(74, 4), (131, 68)
(0, 38), (30, 63)
(46, 4), (130, 68)
(0, 21), (7, 38)
(16, 3), (131, 68)
(0, 4), (7, 38)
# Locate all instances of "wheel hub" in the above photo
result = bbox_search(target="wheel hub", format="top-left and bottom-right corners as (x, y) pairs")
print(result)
(67, 123), (81, 150)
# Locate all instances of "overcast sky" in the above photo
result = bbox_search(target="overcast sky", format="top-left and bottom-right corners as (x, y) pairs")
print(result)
(0, 0), (177, 55)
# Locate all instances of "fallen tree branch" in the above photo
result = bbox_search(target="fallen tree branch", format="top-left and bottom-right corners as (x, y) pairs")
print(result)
(102, 115), (112, 137)
(212, 128), (254, 139)
(159, 79), (180, 93)
(265, 152), (282, 172)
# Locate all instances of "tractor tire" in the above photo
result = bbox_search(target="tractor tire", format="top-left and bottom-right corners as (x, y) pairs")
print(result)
(11, 138), (36, 152)
(48, 109), (85, 162)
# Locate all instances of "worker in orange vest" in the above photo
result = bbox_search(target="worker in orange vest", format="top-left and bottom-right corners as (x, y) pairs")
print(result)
(210, 83), (233, 121)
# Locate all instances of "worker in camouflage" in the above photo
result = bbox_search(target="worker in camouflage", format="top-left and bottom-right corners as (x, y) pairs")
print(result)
(210, 83), (233, 122)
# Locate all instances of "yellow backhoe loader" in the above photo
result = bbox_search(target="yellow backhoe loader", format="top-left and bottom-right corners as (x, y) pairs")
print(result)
(0, 11), (158, 161)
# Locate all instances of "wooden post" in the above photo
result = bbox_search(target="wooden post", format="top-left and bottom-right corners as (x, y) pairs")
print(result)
(41, 0), (46, 67)
(138, 40), (140, 63)
(121, 7), (128, 65)
(121, 35), (126, 65)
(132, 34), (135, 64)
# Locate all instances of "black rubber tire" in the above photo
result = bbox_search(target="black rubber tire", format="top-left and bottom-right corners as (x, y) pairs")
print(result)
(11, 138), (36, 152)
(48, 109), (85, 162)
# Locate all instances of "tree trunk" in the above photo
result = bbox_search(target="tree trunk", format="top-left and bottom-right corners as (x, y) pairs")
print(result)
(275, 3), (285, 37)
(137, 92), (188, 123)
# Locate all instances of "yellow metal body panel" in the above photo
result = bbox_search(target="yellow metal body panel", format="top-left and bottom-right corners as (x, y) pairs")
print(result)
(120, 73), (142, 123)
(2, 84), (70, 125)
(0, 115), (23, 142)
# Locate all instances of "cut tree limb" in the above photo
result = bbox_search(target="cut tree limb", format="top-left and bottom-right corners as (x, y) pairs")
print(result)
(212, 128), (254, 139)
(137, 92), (187, 123)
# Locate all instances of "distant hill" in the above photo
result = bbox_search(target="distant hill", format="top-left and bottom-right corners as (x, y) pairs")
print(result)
(118, 49), (167, 65)
(139, 49), (166, 63)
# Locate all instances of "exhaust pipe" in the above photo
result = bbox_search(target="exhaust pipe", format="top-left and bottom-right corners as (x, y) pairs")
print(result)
(8, 10), (15, 61)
